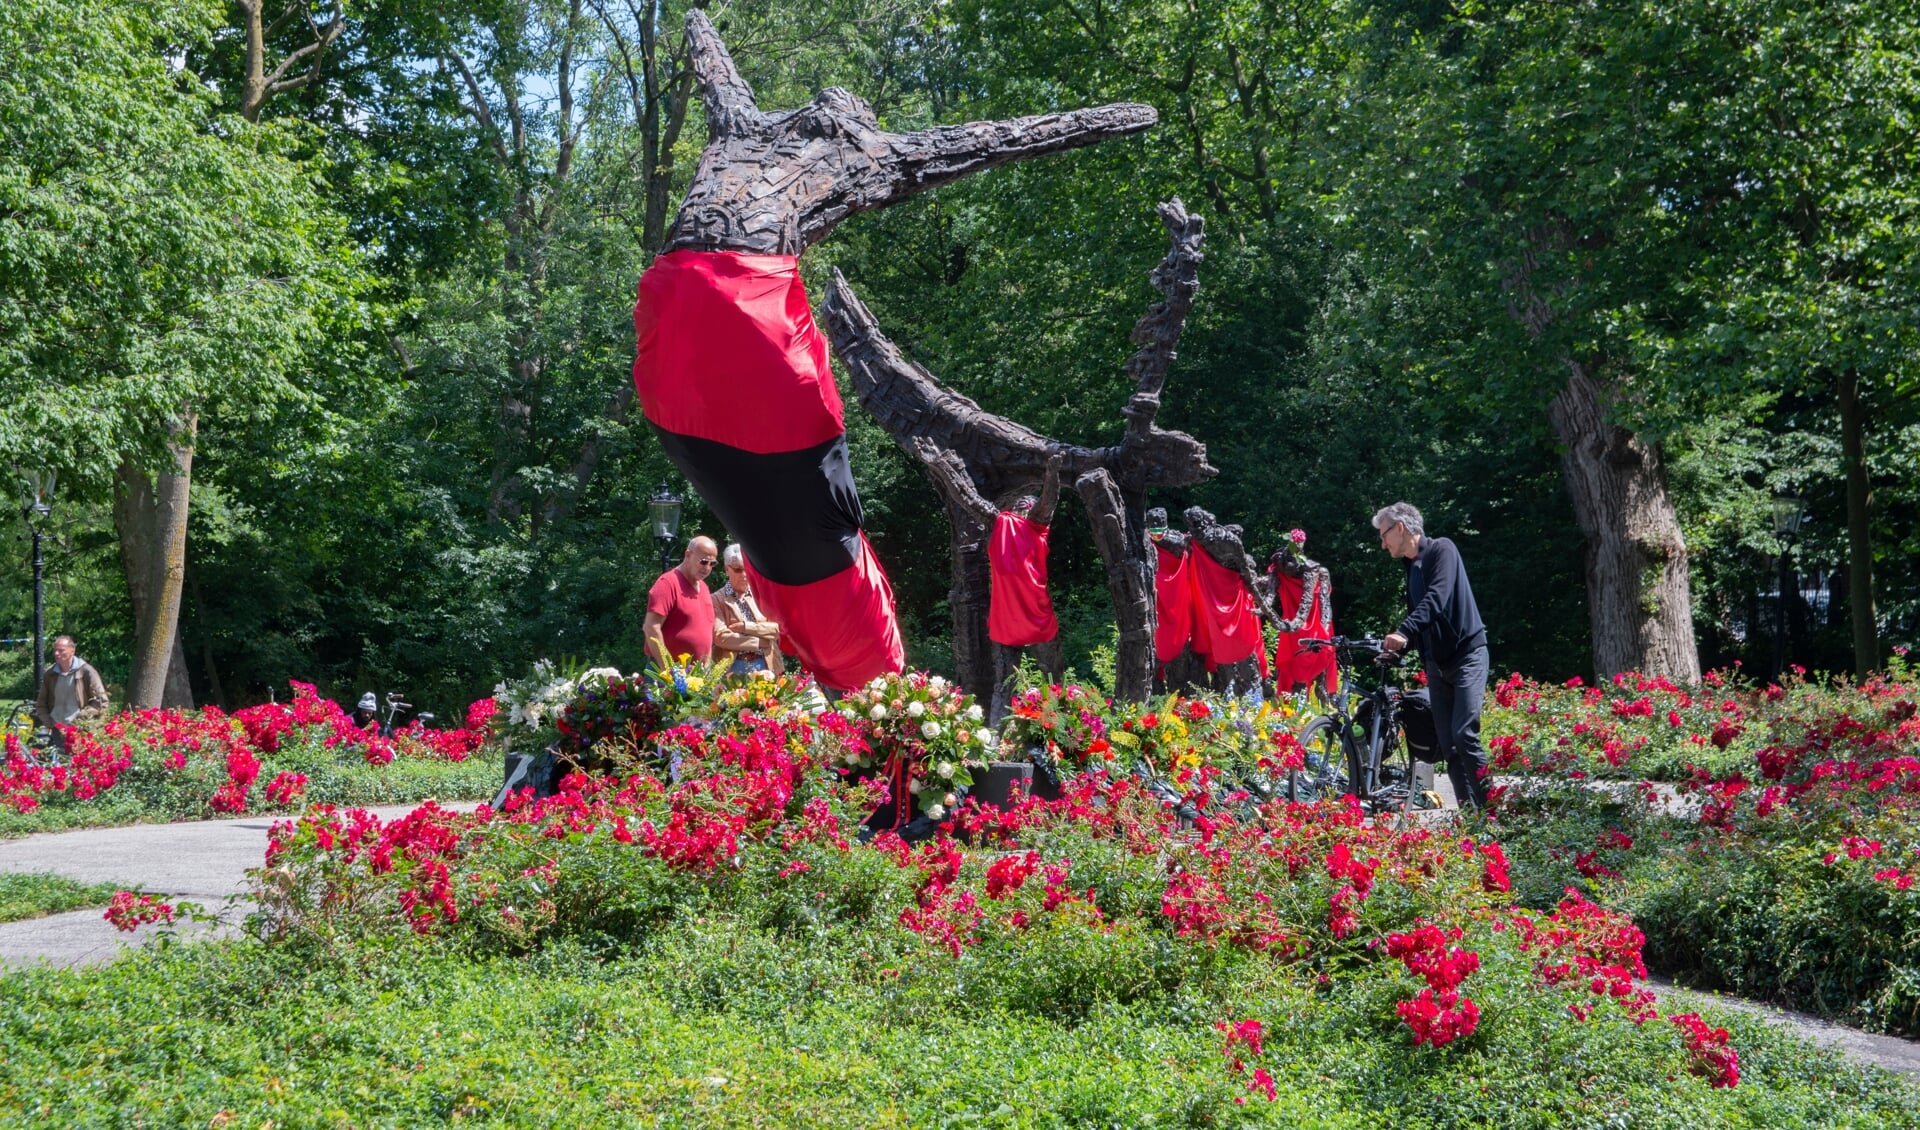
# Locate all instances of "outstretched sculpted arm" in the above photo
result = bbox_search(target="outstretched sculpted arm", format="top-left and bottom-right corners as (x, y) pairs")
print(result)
(911, 437), (1000, 530)
(685, 9), (760, 136)
(670, 11), (1157, 255)
(862, 106), (1160, 212)
(1029, 454), (1063, 527)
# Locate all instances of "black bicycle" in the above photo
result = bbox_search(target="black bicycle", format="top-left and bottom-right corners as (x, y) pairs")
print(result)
(1288, 636), (1424, 813)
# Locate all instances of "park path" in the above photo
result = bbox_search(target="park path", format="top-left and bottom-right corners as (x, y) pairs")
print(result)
(0, 802), (483, 969)
(0, 798), (1916, 1080)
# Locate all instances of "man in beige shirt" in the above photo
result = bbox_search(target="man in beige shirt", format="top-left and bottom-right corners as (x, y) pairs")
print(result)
(712, 544), (784, 678)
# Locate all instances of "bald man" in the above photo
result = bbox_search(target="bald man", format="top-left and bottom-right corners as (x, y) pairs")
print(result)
(644, 536), (719, 670)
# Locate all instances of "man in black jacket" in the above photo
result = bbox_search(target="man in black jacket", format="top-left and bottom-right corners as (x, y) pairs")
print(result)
(1374, 503), (1490, 810)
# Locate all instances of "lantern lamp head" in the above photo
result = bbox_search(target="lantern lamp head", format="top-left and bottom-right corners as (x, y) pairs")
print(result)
(1771, 490), (1805, 538)
(648, 482), (684, 542)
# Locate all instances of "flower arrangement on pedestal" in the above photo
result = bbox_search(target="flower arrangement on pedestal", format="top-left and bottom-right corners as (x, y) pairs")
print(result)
(835, 672), (989, 819)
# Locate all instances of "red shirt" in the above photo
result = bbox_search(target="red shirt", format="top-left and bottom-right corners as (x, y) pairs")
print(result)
(987, 512), (1058, 647)
(647, 568), (715, 664)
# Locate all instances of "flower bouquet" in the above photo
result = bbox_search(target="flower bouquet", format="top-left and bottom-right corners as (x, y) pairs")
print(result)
(835, 672), (990, 819)
(997, 684), (1113, 789)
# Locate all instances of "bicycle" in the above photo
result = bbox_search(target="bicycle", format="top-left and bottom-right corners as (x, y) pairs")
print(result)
(1288, 636), (1424, 815)
(4, 700), (64, 769)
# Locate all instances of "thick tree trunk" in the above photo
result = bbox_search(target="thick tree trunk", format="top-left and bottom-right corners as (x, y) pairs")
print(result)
(115, 464), (194, 707)
(115, 415), (198, 708)
(1547, 368), (1700, 682)
(1837, 369), (1880, 673)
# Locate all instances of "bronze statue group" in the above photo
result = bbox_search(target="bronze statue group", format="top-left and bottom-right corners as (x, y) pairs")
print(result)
(628, 12), (1489, 814)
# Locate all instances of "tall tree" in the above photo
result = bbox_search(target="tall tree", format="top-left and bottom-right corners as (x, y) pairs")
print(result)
(0, 0), (354, 706)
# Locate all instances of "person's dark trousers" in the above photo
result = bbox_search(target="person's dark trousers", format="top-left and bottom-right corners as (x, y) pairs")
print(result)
(1426, 644), (1490, 810)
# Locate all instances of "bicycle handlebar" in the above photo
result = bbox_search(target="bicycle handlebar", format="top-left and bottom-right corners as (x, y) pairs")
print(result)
(1293, 635), (1411, 668)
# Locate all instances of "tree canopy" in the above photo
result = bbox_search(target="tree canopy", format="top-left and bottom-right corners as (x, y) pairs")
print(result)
(3, 0), (1915, 710)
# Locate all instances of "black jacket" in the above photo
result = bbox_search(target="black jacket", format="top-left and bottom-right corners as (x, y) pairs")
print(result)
(1399, 536), (1486, 667)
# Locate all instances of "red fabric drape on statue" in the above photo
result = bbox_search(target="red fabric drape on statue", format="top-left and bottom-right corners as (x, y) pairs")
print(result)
(1154, 543), (1195, 665)
(1271, 569), (1339, 694)
(633, 250), (904, 690)
(987, 512), (1058, 647)
(1189, 547), (1267, 676)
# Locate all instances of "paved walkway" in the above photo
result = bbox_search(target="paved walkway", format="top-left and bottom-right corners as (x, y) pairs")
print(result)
(1, 800), (1917, 1080)
(0, 803), (477, 968)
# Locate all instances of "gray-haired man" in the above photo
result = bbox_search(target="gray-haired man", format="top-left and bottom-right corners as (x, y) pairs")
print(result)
(34, 635), (109, 752)
(1373, 503), (1489, 809)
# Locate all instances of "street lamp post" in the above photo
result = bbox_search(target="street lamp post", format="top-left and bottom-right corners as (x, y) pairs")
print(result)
(647, 482), (684, 571)
(1771, 490), (1806, 680)
(20, 469), (54, 680)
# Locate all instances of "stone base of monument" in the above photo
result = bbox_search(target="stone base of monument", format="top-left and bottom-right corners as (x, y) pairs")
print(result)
(971, 761), (1035, 811)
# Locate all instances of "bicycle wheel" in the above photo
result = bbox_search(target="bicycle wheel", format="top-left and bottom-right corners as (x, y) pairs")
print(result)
(1369, 718), (1416, 811)
(4, 701), (34, 747)
(1292, 716), (1352, 804)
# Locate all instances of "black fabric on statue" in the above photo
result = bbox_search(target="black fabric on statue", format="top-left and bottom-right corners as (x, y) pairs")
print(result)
(651, 426), (864, 586)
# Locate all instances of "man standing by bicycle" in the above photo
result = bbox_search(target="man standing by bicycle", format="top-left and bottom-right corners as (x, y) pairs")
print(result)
(1373, 504), (1489, 810)
(33, 634), (109, 754)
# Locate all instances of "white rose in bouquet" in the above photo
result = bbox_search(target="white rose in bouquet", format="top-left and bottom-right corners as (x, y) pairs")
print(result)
(869, 704), (888, 720)
(937, 760), (954, 778)
(907, 701), (926, 718)
(928, 804), (946, 819)
(908, 779), (923, 794)
(929, 676), (948, 692)
(920, 721), (942, 740)
(965, 704), (984, 722)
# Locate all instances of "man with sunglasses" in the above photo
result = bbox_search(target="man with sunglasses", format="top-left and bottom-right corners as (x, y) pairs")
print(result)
(645, 536), (719, 671)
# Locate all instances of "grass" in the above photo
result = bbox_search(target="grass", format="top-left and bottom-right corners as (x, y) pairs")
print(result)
(0, 872), (123, 924)
(0, 933), (1915, 1128)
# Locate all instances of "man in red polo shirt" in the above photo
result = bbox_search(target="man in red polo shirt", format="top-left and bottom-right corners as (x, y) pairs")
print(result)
(644, 536), (718, 670)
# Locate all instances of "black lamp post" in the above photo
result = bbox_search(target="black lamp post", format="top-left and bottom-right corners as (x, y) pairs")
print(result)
(1771, 490), (1806, 680)
(21, 469), (54, 680)
(648, 482), (684, 570)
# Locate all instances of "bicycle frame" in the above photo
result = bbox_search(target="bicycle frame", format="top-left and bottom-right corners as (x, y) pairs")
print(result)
(1290, 636), (1414, 813)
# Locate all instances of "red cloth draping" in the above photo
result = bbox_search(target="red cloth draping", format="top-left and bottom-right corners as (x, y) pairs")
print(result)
(1189, 547), (1267, 677)
(987, 513), (1058, 647)
(748, 533), (904, 691)
(1154, 543), (1195, 664)
(633, 250), (903, 691)
(633, 250), (843, 453)
(1271, 569), (1339, 694)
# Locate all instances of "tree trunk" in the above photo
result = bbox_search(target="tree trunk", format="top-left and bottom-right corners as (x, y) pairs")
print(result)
(238, 0), (267, 123)
(1838, 369), (1880, 673)
(115, 415), (197, 709)
(114, 460), (194, 708)
(1547, 367), (1700, 683)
